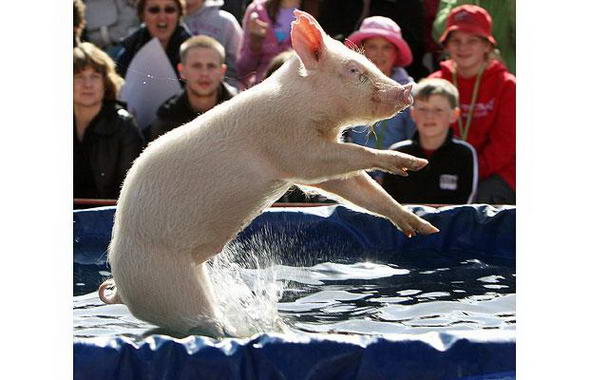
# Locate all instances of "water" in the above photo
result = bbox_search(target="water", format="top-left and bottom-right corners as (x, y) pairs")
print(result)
(74, 250), (515, 340)
(274, 260), (515, 335)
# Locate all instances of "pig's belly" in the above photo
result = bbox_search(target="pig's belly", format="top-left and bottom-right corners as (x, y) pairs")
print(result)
(115, 167), (291, 263)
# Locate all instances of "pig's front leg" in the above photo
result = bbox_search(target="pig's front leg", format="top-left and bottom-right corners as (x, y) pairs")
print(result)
(288, 142), (429, 181)
(305, 172), (439, 237)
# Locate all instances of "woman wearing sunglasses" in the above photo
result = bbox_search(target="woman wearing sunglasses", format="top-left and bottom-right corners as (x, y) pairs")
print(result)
(115, 0), (191, 80)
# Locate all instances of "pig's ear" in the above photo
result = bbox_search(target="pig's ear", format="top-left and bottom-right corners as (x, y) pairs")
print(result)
(291, 10), (325, 71)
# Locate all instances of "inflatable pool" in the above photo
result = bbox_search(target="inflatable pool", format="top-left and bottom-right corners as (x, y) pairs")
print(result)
(74, 204), (515, 379)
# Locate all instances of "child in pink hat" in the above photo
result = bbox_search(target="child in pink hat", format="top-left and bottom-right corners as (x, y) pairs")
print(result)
(429, 4), (515, 204)
(345, 16), (417, 182)
(347, 16), (413, 74)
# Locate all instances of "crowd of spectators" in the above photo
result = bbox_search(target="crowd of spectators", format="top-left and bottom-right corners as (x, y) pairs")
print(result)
(73, 0), (516, 207)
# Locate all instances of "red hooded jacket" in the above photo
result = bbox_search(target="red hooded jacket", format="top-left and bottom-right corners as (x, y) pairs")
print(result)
(429, 60), (515, 190)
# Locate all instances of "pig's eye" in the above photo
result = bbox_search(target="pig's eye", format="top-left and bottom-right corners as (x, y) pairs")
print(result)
(345, 62), (369, 84)
(348, 66), (367, 82)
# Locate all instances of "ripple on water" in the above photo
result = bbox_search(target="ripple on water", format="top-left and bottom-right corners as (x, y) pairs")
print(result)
(74, 254), (515, 340)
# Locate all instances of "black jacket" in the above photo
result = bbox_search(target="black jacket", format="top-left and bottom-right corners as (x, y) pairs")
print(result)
(74, 101), (145, 199)
(146, 82), (238, 141)
(115, 23), (192, 79)
(381, 130), (478, 204)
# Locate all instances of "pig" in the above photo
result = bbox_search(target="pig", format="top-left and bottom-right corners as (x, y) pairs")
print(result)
(98, 10), (439, 336)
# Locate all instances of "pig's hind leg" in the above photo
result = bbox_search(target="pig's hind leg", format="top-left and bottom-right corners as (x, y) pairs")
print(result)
(305, 172), (439, 237)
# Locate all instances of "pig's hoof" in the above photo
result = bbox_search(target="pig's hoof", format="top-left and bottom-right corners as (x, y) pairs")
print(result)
(386, 152), (429, 175)
(396, 212), (439, 237)
(401, 156), (428, 171)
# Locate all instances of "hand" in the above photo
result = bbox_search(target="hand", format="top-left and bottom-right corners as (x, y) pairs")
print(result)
(248, 12), (268, 52)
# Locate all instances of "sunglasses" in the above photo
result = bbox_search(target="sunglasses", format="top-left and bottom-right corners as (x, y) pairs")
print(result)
(146, 5), (178, 15)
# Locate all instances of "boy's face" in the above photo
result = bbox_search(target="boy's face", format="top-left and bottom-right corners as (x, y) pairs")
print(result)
(411, 94), (459, 140)
(179, 47), (227, 97)
(362, 37), (398, 77)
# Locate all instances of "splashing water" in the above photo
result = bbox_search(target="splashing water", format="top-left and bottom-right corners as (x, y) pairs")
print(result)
(74, 230), (515, 340)
(207, 246), (288, 337)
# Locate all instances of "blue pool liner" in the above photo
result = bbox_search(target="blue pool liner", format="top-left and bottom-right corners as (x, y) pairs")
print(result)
(74, 204), (516, 380)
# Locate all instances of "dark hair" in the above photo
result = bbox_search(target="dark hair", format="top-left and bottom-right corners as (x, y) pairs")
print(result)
(74, 42), (124, 101)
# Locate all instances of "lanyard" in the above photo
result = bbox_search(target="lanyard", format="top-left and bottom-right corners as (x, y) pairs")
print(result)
(452, 62), (486, 141)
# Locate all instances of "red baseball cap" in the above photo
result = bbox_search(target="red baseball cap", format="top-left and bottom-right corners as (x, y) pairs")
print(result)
(439, 5), (497, 46)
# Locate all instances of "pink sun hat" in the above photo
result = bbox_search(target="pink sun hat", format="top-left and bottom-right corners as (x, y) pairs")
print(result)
(347, 16), (413, 67)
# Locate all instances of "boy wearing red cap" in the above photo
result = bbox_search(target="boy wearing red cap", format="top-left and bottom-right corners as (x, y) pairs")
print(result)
(345, 16), (416, 182)
(429, 4), (515, 204)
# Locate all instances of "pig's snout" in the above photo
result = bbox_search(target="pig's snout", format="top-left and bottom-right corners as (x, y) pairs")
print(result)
(372, 83), (413, 114)
(387, 83), (412, 107)
(400, 83), (413, 106)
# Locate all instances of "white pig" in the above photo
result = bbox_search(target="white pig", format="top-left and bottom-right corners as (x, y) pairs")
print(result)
(98, 10), (439, 336)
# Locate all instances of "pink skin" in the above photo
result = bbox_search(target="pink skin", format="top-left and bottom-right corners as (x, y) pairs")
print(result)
(100, 10), (439, 334)
(372, 82), (413, 117)
(143, 0), (180, 49)
(99, 279), (123, 304)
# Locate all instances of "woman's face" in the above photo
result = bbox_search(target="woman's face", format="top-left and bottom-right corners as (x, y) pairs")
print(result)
(445, 30), (492, 73)
(362, 37), (398, 77)
(74, 66), (105, 108)
(143, 0), (180, 46)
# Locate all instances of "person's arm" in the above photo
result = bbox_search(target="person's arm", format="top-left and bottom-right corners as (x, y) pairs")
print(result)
(236, 4), (267, 84)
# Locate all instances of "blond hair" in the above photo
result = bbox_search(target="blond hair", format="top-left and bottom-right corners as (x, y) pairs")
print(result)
(179, 35), (226, 64)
